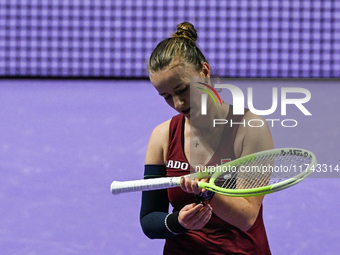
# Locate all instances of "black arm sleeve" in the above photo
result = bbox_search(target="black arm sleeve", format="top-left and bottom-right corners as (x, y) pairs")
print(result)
(140, 165), (187, 239)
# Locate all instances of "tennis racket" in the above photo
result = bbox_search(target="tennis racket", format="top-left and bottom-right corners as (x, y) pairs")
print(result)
(111, 148), (316, 197)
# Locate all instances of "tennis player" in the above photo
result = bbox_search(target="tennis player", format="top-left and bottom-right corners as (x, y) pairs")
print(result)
(140, 22), (274, 254)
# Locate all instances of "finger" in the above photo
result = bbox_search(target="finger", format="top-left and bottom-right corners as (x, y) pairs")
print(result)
(179, 203), (204, 228)
(181, 202), (197, 211)
(184, 176), (193, 192)
(180, 176), (186, 190)
(198, 208), (212, 226)
(182, 203), (204, 218)
(183, 176), (199, 194)
(190, 205), (213, 229)
(180, 176), (193, 193)
(190, 204), (211, 221)
(200, 178), (209, 192)
(190, 179), (201, 194)
(197, 203), (212, 215)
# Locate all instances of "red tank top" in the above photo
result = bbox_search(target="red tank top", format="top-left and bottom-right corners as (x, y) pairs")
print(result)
(164, 107), (272, 255)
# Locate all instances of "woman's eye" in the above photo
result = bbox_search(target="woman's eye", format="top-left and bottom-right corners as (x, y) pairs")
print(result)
(176, 86), (188, 94)
(164, 95), (172, 100)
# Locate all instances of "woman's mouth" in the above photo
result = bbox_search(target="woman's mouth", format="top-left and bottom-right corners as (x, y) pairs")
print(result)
(181, 107), (190, 116)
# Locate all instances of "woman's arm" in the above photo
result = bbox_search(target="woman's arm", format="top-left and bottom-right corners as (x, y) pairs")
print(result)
(140, 120), (212, 238)
(212, 111), (274, 231)
(140, 121), (180, 239)
(144, 120), (170, 165)
(180, 111), (274, 231)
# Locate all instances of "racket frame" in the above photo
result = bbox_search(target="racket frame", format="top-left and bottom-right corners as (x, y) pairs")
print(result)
(198, 148), (317, 197)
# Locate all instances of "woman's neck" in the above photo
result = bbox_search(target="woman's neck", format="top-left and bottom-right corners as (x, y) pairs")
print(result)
(186, 103), (229, 142)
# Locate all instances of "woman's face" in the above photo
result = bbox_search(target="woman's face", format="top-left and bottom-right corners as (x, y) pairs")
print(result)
(149, 61), (210, 119)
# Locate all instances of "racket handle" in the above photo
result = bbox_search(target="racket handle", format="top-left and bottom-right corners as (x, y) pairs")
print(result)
(111, 177), (181, 195)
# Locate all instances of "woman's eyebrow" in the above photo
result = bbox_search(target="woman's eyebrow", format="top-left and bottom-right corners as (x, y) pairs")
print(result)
(158, 83), (184, 96)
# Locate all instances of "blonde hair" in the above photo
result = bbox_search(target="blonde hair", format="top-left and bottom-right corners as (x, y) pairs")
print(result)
(147, 22), (208, 74)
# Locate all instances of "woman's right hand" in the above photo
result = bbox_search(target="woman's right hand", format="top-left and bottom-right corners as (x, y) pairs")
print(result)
(178, 203), (212, 230)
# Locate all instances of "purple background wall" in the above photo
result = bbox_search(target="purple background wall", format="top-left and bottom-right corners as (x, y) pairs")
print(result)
(0, 79), (339, 254)
(1, 1), (339, 254)
(1, 0), (339, 78)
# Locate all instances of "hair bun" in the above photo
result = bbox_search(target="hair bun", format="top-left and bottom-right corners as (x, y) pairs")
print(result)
(172, 22), (198, 43)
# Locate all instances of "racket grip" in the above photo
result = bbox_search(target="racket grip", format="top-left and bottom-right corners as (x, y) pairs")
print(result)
(111, 177), (181, 195)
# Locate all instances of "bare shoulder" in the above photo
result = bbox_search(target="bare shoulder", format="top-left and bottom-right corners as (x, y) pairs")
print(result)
(145, 119), (171, 165)
(234, 111), (274, 158)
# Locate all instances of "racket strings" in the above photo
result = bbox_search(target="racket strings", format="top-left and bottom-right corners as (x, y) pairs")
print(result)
(214, 153), (313, 190)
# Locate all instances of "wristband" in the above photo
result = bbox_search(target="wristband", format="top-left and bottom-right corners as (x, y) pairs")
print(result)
(164, 211), (188, 235)
(164, 214), (180, 235)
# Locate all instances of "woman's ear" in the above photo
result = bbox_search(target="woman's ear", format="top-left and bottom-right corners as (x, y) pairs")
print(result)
(200, 62), (211, 78)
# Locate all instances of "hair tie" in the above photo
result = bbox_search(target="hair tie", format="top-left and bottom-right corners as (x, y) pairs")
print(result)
(176, 27), (197, 41)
